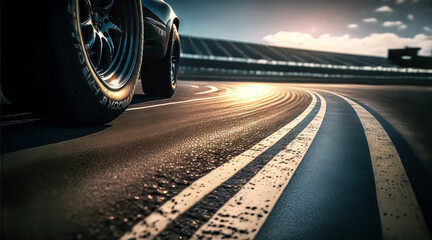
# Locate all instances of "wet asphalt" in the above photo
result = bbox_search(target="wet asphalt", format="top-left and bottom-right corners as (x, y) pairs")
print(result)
(1, 80), (431, 240)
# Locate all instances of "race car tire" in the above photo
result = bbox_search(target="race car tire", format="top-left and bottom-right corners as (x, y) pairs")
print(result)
(141, 25), (180, 97)
(10, 0), (144, 125)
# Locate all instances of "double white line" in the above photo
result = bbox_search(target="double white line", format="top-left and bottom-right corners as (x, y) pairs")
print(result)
(121, 89), (325, 240)
(191, 92), (326, 239)
(121, 89), (430, 240)
(331, 92), (429, 240)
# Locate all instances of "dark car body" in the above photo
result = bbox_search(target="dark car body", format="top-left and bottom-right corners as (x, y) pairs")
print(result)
(142, 0), (180, 65)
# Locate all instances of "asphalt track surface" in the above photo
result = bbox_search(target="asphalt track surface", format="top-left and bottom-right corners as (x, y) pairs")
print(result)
(1, 80), (432, 240)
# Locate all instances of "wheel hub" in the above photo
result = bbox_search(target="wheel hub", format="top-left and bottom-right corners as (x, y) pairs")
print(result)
(92, 12), (101, 30)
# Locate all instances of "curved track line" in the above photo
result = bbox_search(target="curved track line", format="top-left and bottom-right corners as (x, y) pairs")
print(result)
(196, 86), (219, 95)
(126, 92), (234, 112)
(191, 92), (326, 240)
(121, 89), (320, 240)
(328, 91), (430, 240)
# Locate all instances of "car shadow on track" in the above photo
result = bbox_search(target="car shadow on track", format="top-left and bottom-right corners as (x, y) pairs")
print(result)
(1, 121), (110, 154)
(1, 93), (169, 155)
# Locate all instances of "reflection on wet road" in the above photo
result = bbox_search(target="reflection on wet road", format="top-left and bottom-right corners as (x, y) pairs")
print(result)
(1, 80), (432, 240)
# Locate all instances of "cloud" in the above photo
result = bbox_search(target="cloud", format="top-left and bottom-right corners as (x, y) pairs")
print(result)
(396, 0), (420, 3)
(424, 26), (432, 33)
(382, 21), (407, 30)
(347, 24), (358, 29)
(263, 31), (432, 57)
(382, 0), (420, 2)
(407, 14), (414, 20)
(363, 18), (378, 23)
(375, 6), (394, 12)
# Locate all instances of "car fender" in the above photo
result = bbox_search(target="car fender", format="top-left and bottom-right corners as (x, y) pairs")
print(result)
(142, 0), (179, 61)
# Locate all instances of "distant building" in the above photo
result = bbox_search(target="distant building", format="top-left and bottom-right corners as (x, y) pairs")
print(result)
(388, 47), (432, 69)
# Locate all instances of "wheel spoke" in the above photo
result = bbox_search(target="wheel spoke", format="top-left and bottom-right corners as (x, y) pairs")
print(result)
(102, 21), (122, 34)
(81, 0), (93, 28)
(100, 0), (114, 13)
(86, 0), (92, 7)
(102, 33), (115, 63)
(81, 17), (93, 28)
(85, 29), (97, 51)
(93, 36), (103, 68)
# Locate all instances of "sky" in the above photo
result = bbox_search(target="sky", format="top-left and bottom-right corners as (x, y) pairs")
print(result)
(165, 0), (432, 57)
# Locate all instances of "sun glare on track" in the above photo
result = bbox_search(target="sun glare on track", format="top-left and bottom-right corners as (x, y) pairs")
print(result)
(233, 84), (271, 99)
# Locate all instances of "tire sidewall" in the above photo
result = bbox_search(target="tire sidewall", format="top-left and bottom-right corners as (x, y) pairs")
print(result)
(43, 0), (144, 123)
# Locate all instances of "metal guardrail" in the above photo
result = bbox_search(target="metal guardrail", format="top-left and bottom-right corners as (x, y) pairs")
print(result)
(179, 54), (432, 84)
(181, 53), (432, 74)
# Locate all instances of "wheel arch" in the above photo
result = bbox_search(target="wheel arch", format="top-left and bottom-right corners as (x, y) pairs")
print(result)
(142, 0), (178, 27)
(142, 0), (179, 63)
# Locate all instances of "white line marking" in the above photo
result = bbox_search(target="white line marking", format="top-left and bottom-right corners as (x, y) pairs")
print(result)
(191, 93), (326, 240)
(188, 84), (200, 88)
(126, 92), (233, 112)
(121, 90), (319, 240)
(196, 86), (219, 95)
(329, 91), (430, 240)
(1, 112), (33, 118)
(1, 118), (42, 126)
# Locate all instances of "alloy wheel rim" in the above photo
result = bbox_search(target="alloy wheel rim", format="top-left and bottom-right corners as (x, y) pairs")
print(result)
(79, 0), (140, 90)
(171, 56), (178, 86)
(170, 45), (179, 86)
